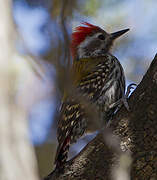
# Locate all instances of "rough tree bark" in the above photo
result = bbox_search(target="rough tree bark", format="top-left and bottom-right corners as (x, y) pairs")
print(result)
(45, 54), (157, 180)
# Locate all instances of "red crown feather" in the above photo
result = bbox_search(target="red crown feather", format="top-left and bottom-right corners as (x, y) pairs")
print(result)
(70, 22), (100, 58)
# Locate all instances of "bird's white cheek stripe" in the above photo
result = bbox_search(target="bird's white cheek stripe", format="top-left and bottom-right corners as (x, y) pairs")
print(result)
(77, 32), (103, 59)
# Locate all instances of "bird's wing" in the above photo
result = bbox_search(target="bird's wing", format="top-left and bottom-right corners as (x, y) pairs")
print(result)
(55, 100), (85, 164)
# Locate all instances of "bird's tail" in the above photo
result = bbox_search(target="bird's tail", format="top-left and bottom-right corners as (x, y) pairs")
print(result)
(54, 136), (70, 169)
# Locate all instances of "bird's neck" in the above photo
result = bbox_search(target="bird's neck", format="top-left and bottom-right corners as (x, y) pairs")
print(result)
(62, 58), (92, 101)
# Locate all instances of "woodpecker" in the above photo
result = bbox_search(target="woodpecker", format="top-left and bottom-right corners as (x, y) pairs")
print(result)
(55, 22), (130, 168)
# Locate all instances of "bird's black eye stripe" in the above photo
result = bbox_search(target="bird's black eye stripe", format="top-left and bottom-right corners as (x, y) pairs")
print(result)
(98, 34), (105, 40)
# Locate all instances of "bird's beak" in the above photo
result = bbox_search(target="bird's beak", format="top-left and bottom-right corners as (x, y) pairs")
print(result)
(111, 28), (129, 40)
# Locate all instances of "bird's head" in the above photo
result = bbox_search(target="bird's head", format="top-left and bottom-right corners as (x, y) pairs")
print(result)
(71, 22), (129, 59)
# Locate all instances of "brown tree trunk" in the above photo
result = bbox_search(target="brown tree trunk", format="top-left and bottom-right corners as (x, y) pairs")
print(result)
(45, 54), (157, 180)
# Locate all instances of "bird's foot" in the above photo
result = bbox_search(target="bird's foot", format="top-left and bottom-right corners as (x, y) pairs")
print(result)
(126, 83), (137, 98)
(124, 83), (137, 111)
(109, 83), (137, 111)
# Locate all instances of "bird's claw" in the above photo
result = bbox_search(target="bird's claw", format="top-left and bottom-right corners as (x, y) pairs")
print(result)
(124, 83), (137, 111)
(126, 83), (137, 98)
(109, 83), (137, 112)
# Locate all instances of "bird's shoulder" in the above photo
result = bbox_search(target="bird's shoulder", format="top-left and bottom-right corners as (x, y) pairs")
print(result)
(72, 53), (116, 84)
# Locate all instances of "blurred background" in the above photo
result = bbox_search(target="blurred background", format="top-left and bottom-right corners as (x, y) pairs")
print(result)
(10, 0), (157, 178)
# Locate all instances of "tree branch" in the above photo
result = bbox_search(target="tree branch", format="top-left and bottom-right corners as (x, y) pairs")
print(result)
(45, 54), (157, 180)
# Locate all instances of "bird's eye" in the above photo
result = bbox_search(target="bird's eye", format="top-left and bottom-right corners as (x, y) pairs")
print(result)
(98, 34), (105, 40)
